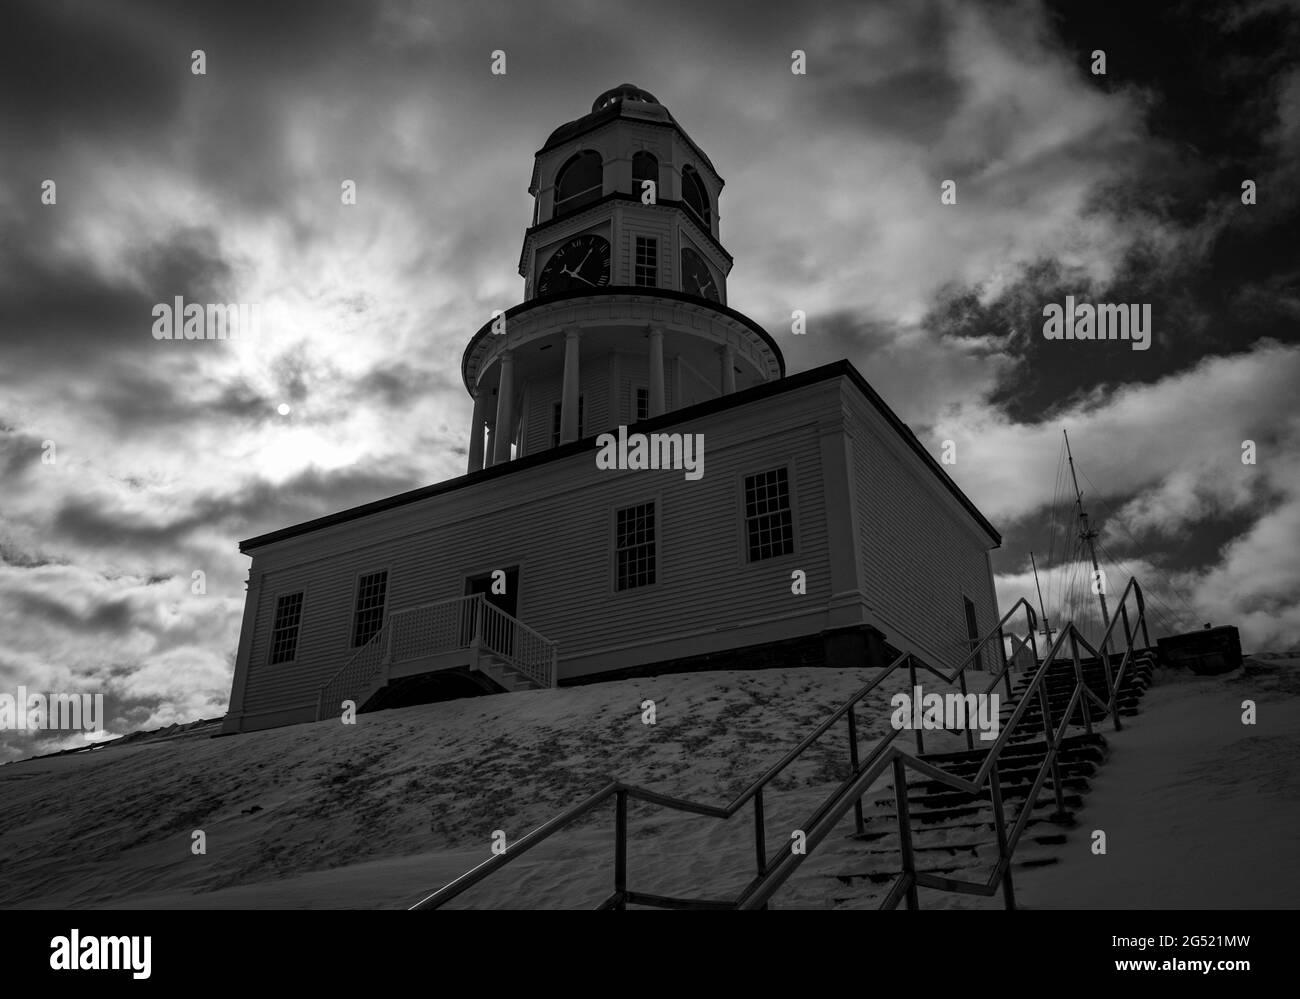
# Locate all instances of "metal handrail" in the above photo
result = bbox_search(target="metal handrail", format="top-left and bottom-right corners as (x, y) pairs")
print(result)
(409, 597), (1043, 910)
(408, 583), (1149, 910)
(745, 581), (1151, 909)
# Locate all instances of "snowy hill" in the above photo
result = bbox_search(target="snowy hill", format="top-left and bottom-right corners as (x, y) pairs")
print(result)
(2, 657), (1297, 909)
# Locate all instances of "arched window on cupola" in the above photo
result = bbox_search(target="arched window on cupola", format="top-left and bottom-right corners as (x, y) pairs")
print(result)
(553, 150), (604, 218)
(632, 151), (658, 194)
(681, 165), (710, 227)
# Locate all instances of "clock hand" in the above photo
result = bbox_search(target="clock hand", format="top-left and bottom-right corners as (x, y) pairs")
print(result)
(561, 265), (596, 286)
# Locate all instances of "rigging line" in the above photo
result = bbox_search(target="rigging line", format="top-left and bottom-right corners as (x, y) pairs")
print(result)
(1060, 526), (1079, 626)
(1094, 540), (1183, 637)
(1043, 456), (1060, 615)
(1093, 535), (1184, 628)
(1058, 533), (1080, 633)
(1080, 554), (1101, 644)
(1046, 544), (1064, 635)
(1095, 538), (1188, 634)
(1046, 438), (1066, 578)
(1066, 550), (1081, 633)
(1063, 535), (1086, 630)
(1054, 531), (1074, 623)
(1048, 442), (1071, 618)
(1048, 438), (1065, 567)
(1075, 465), (1199, 617)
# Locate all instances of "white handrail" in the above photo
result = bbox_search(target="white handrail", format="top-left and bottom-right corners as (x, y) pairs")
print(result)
(317, 593), (557, 714)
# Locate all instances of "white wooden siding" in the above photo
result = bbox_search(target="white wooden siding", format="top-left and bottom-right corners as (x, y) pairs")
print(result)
(239, 382), (838, 718)
(846, 394), (1000, 672)
(521, 354), (609, 454)
(231, 375), (1000, 723)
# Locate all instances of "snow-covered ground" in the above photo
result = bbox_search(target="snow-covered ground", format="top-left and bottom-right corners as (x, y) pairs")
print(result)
(0, 666), (969, 909)
(1006, 655), (1300, 909)
(1, 657), (1295, 909)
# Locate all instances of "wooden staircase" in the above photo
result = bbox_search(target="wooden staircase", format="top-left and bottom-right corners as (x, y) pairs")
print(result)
(476, 652), (541, 694)
(316, 594), (556, 721)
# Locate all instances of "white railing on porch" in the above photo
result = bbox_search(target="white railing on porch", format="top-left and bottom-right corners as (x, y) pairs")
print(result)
(316, 594), (558, 720)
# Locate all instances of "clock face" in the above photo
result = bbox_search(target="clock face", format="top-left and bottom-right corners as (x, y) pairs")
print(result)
(680, 247), (719, 302)
(537, 234), (610, 296)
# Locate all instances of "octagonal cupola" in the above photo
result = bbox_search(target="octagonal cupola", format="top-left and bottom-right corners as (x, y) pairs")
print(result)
(521, 84), (728, 302)
(461, 87), (783, 474)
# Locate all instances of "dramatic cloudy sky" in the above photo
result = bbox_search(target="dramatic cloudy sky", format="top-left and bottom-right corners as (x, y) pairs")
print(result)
(1, 0), (1297, 760)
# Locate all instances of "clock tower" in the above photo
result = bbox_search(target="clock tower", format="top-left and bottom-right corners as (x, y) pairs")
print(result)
(462, 84), (784, 471)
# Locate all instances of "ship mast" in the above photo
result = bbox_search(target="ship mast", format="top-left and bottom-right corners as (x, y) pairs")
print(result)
(1064, 429), (1111, 635)
(1030, 550), (1054, 646)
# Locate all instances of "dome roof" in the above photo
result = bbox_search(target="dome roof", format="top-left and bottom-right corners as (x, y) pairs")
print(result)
(539, 85), (717, 177)
(591, 83), (660, 112)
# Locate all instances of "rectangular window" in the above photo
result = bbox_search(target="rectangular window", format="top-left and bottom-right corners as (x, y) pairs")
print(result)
(744, 467), (794, 562)
(635, 387), (649, 422)
(269, 592), (304, 665)
(352, 570), (389, 648)
(634, 236), (658, 287)
(615, 502), (656, 591)
(964, 595), (983, 670)
(551, 395), (584, 447)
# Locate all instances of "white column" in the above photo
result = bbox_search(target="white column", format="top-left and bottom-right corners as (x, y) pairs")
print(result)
(648, 326), (665, 417)
(515, 385), (530, 459)
(719, 344), (736, 395)
(467, 386), (489, 473)
(484, 423), (495, 468)
(493, 350), (515, 465)
(561, 328), (581, 443)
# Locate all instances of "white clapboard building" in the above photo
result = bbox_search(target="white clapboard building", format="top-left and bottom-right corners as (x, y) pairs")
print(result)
(221, 85), (1002, 734)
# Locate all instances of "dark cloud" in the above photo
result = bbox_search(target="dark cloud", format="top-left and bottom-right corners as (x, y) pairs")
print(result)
(0, 0), (181, 144)
(50, 462), (427, 551)
(818, 68), (965, 146)
(0, 427), (45, 483)
(349, 361), (461, 409)
(9, 586), (136, 634)
(0, 543), (64, 569)
(0, 221), (240, 374)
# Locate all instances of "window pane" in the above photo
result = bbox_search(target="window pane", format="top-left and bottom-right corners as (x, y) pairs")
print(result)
(682, 166), (710, 225)
(615, 502), (656, 590)
(554, 151), (603, 216)
(352, 570), (388, 648)
(634, 236), (658, 288)
(744, 468), (794, 561)
(270, 592), (304, 665)
(632, 151), (657, 186)
(552, 396), (584, 446)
